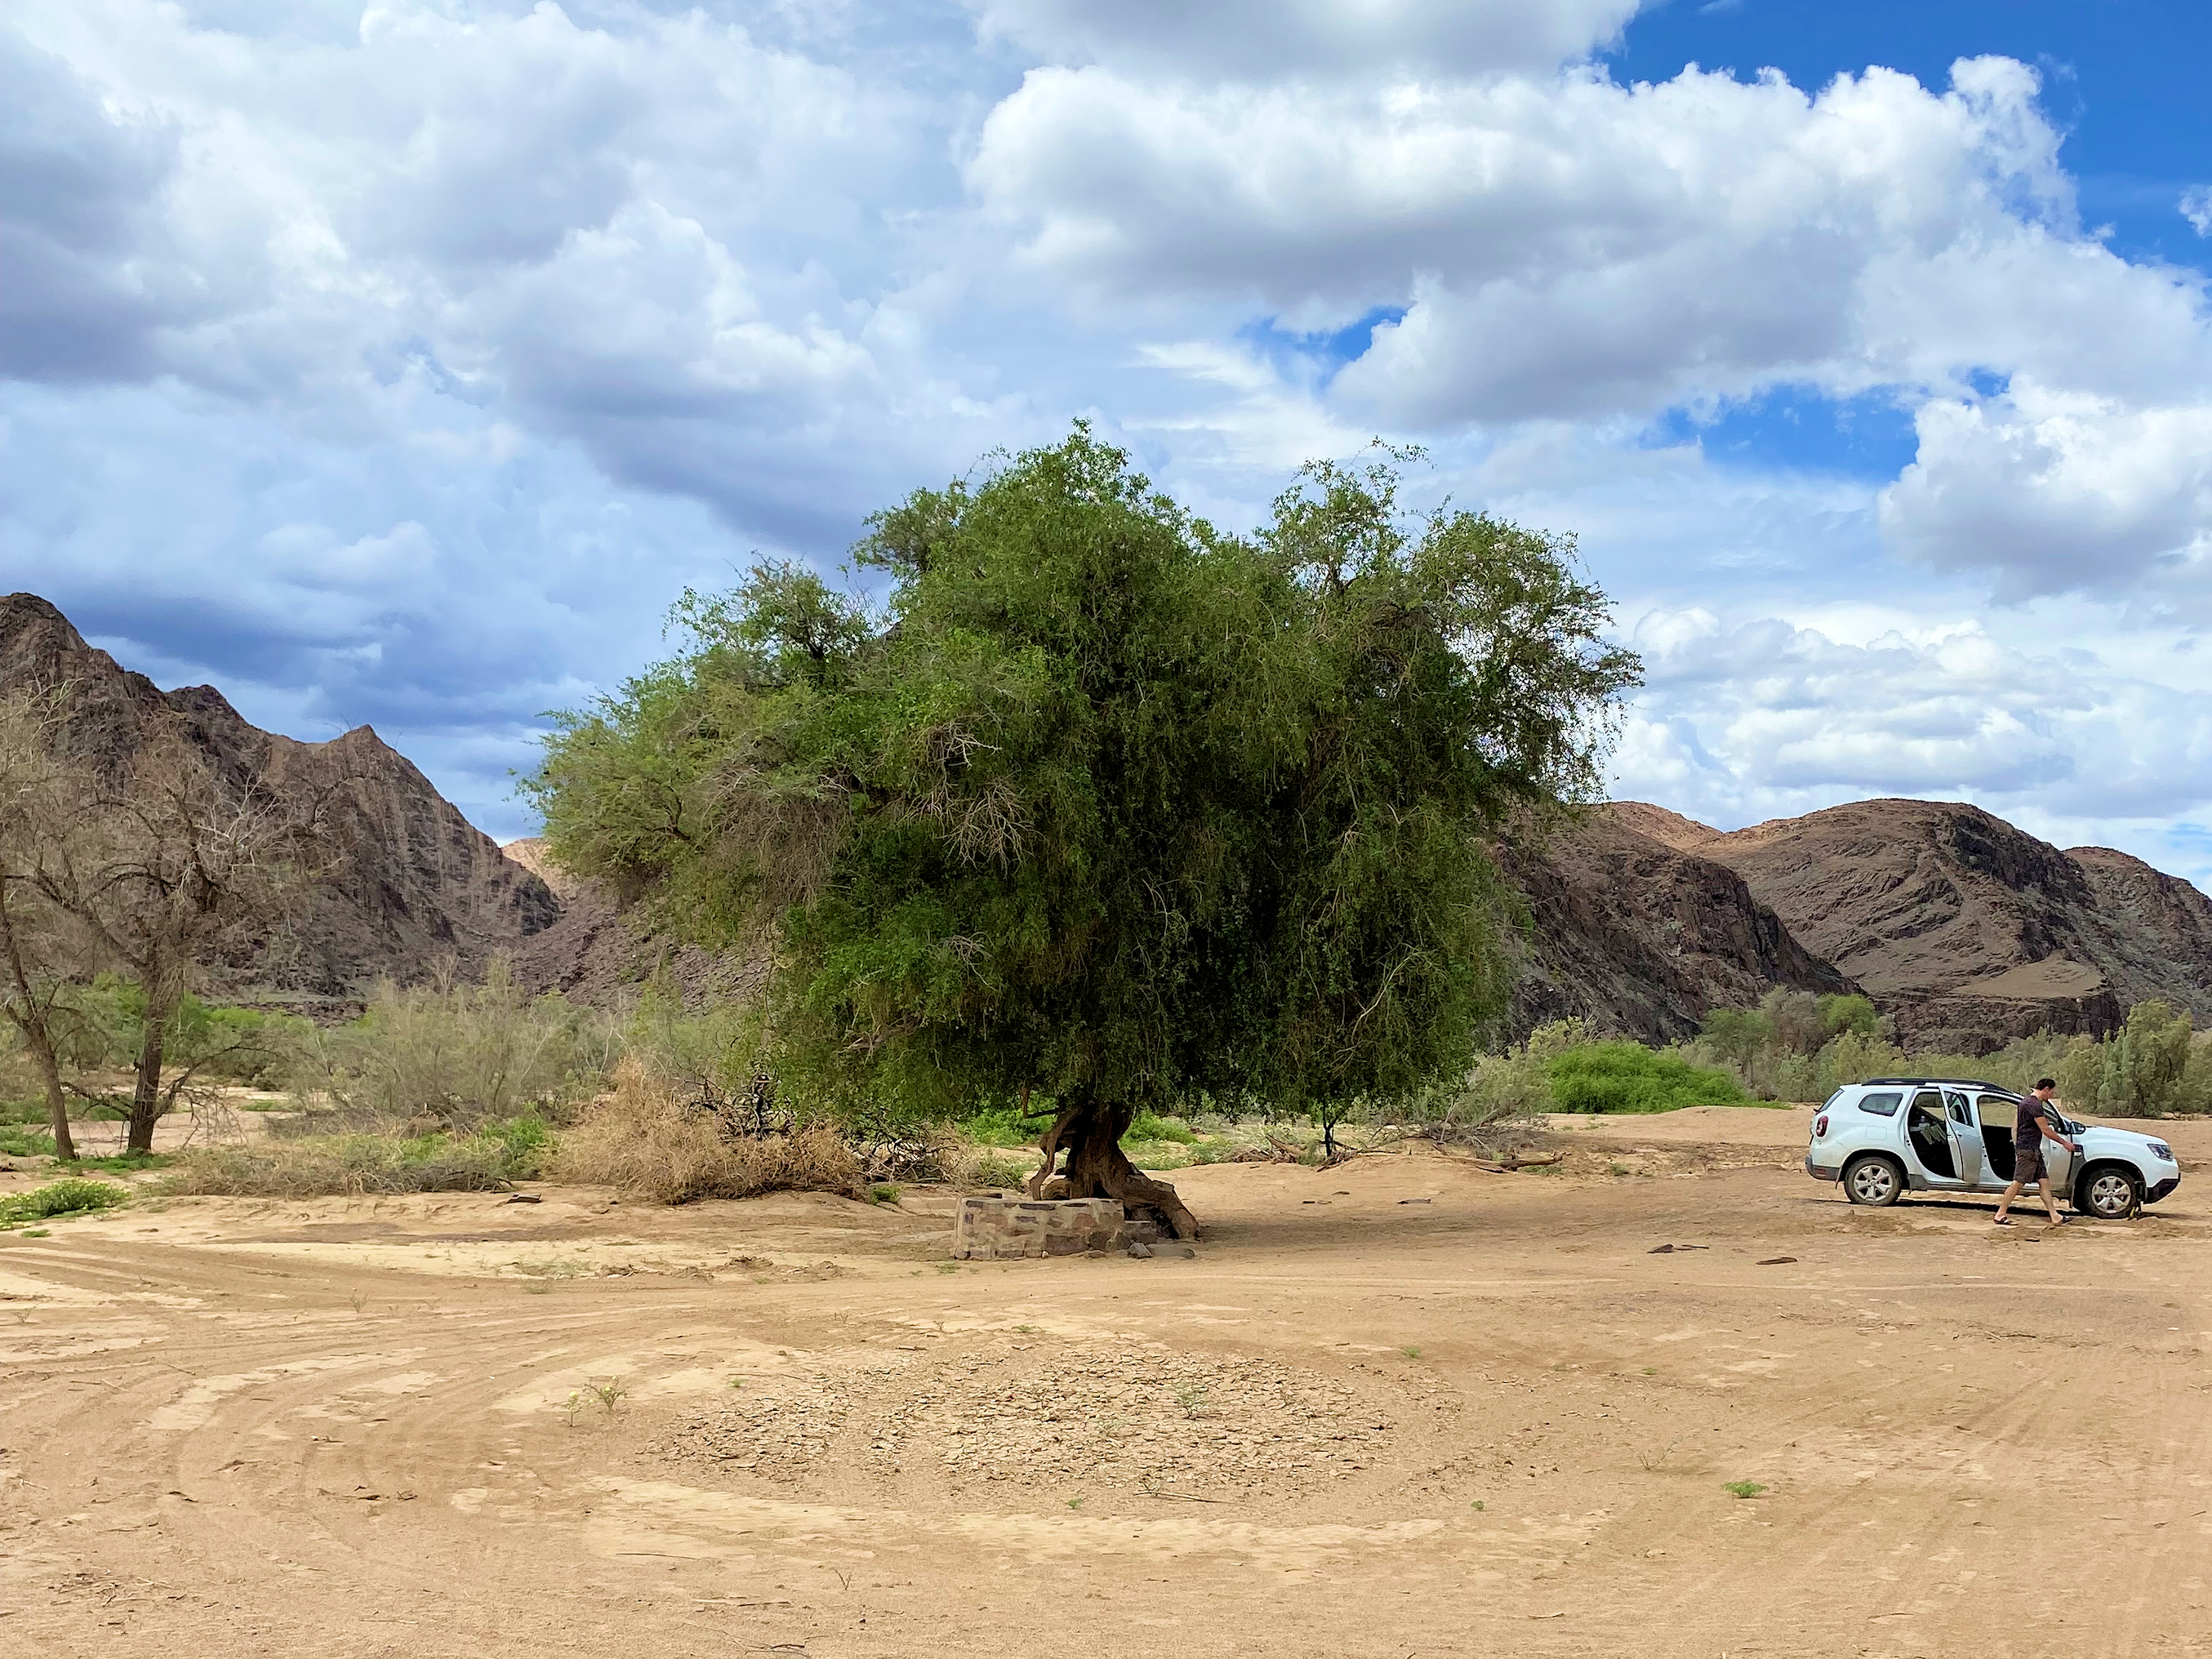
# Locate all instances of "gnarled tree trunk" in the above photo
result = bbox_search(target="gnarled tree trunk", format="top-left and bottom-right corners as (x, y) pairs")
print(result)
(1037, 1093), (1201, 1241)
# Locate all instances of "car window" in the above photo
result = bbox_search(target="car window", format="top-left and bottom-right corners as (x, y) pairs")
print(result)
(1976, 1095), (2017, 1127)
(1857, 1091), (1903, 1116)
(1944, 1091), (1973, 1122)
(1910, 1090), (1943, 1114)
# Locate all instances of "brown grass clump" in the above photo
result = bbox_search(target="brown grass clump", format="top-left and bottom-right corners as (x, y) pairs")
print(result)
(552, 1058), (862, 1204)
(162, 1134), (531, 1197)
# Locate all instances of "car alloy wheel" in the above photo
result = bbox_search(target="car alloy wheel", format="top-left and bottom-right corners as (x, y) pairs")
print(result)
(2081, 1168), (2140, 1221)
(1845, 1156), (1901, 1207)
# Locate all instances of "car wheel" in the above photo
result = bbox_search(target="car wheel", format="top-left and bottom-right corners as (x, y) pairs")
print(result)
(1843, 1154), (1904, 1208)
(2076, 1164), (2142, 1221)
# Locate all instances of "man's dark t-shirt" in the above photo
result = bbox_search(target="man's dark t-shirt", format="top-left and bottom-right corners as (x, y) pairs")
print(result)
(2015, 1097), (2051, 1151)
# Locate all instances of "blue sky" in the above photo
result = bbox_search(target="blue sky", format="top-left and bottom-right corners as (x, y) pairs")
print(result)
(5, 0), (2212, 880)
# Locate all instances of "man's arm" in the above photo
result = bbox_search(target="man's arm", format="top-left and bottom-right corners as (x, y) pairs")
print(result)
(2033, 1107), (2077, 1152)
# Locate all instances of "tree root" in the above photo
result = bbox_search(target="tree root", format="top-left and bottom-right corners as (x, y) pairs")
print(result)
(1063, 1131), (1202, 1242)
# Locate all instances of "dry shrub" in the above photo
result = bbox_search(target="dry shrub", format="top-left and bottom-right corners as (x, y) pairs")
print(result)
(284, 958), (615, 1134)
(553, 1057), (861, 1204)
(162, 1132), (532, 1197)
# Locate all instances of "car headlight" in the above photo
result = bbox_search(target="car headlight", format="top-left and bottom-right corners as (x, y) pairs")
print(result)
(2149, 1141), (2174, 1163)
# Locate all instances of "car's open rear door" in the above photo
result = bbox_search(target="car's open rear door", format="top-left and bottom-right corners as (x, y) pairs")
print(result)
(1944, 1092), (1983, 1187)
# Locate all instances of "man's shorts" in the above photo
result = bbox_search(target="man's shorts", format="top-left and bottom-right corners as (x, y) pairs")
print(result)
(2014, 1142), (2046, 1183)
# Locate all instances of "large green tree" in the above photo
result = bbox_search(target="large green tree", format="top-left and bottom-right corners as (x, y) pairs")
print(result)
(531, 429), (1639, 1236)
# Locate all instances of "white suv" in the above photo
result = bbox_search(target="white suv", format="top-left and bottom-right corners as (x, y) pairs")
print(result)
(1805, 1077), (2182, 1219)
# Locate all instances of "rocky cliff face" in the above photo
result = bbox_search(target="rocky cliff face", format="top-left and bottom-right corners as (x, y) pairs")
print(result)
(500, 837), (765, 1007)
(1498, 811), (1857, 1043)
(2064, 845), (2212, 1016)
(0, 594), (559, 999)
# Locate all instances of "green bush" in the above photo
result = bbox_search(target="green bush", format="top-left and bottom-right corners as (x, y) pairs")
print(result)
(1395, 1018), (1590, 1142)
(0, 1127), (58, 1158)
(1123, 1111), (1196, 1145)
(959, 1103), (1051, 1147)
(0, 1179), (130, 1225)
(1547, 1042), (1747, 1114)
(0, 1095), (48, 1127)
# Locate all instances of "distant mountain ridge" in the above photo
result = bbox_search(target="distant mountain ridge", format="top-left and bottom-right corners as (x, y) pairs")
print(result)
(11, 592), (2207, 1050)
(1593, 798), (2212, 1050)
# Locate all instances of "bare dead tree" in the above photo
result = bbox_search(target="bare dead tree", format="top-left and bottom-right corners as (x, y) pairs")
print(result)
(27, 710), (336, 1153)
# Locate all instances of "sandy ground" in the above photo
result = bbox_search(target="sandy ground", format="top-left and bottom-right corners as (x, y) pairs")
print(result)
(5, 1108), (2212, 1658)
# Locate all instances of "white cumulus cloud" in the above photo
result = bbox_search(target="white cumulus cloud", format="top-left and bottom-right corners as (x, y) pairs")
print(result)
(966, 0), (1644, 81)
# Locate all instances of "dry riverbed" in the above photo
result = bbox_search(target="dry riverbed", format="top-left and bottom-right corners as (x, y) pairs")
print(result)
(4, 1106), (2211, 1657)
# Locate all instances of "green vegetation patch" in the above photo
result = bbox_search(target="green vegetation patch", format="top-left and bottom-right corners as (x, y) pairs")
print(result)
(0, 1096), (51, 1127)
(1547, 1042), (1747, 1114)
(1122, 1111), (1197, 1145)
(61, 1151), (173, 1173)
(0, 1179), (131, 1225)
(958, 1105), (1049, 1148)
(0, 1127), (59, 1159)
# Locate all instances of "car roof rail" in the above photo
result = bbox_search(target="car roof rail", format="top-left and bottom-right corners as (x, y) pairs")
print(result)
(1858, 1076), (2009, 1092)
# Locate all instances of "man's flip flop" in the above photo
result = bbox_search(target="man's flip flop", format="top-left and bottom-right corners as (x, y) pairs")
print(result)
(1992, 1216), (2012, 1225)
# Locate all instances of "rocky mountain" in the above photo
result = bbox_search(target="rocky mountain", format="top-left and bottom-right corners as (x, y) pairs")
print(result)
(1628, 798), (2212, 1049)
(0, 594), (559, 1000)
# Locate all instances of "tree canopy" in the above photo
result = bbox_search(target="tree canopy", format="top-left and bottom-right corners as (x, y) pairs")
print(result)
(529, 428), (1640, 1234)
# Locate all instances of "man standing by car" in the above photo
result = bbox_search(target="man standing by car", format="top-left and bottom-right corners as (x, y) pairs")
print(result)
(1995, 1078), (2076, 1225)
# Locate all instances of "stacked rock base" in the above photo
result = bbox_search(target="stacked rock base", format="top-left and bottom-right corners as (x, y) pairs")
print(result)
(952, 1195), (1163, 1260)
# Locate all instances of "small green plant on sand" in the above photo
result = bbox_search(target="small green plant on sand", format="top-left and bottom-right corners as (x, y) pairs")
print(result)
(1724, 1480), (1765, 1499)
(0, 1179), (130, 1226)
(565, 1377), (630, 1428)
(1471, 1500), (1484, 1511)
(870, 1183), (901, 1204)
(1173, 1383), (1210, 1418)
(1402, 1345), (1423, 1359)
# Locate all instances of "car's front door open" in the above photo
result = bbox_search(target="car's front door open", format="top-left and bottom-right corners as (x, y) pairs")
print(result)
(2045, 1115), (2078, 1198)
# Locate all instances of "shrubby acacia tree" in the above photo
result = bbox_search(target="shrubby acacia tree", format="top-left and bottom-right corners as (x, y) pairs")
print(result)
(531, 430), (1640, 1235)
